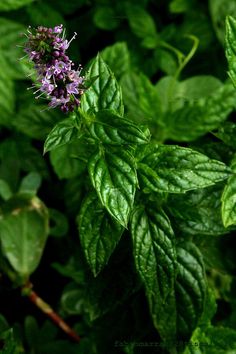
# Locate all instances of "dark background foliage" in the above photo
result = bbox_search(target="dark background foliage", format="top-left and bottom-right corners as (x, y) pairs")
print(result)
(0, 0), (236, 353)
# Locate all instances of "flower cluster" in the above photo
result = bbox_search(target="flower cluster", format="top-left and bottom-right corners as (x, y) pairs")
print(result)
(24, 25), (85, 113)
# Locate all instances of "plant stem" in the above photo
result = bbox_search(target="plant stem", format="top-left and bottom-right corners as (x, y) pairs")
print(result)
(21, 282), (80, 343)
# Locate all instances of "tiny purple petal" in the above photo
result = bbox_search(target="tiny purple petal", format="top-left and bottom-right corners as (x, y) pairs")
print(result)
(54, 61), (71, 74)
(53, 24), (63, 34)
(66, 82), (79, 95)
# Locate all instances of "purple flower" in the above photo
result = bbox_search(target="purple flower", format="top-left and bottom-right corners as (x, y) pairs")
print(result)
(23, 24), (85, 113)
(53, 24), (63, 34)
(41, 77), (55, 94)
(66, 82), (79, 95)
(49, 96), (70, 108)
(54, 61), (71, 75)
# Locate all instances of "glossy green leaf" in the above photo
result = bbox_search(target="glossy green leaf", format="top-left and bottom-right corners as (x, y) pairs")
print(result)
(101, 42), (130, 79)
(169, 186), (228, 236)
(176, 242), (206, 339)
(81, 54), (124, 115)
(0, 195), (49, 279)
(0, 0), (33, 11)
(14, 104), (63, 140)
(44, 114), (81, 153)
(221, 174), (236, 227)
(137, 144), (231, 193)
(88, 148), (137, 227)
(89, 110), (150, 145)
(131, 203), (176, 342)
(78, 192), (124, 276)
(226, 16), (236, 86)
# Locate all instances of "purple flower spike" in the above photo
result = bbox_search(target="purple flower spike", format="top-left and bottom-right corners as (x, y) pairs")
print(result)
(23, 24), (85, 113)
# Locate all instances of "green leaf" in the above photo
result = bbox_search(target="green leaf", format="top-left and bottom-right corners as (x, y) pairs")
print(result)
(50, 139), (88, 179)
(51, 0), (86, 15)
(0, 195), (49, 279)
(18, 172), (42, 195)
(26, 2), (65, 27)
(0, 0), (33, 11)
(125, 4), (158, 48)
(0, 329), (20, 354)
(24, 316), (40, 349)
(184, 326), (236, 354)
(88, 147), (137, 227)
(176, 242), (206, 339)
(0, 140), (21, 191)
(0, 180), (12, 201)
(0, 18), (29, 80)
(14, 104), (63, 140)
(48, 209), (68, 238)
(177, 76), (222, 100)
(0, 79), (14, 126)
(169, 0), (195, 14)
(226, 16), (236, 86)
(121, 72), (162, 121)
(169, 185), (228, 236)
(131, 203), (176, 342)
(101, 42), (130, 80)
(89, 110), (150, 145)
(16, 137), (48, 179)
(81, 54), (124, 115)
(44, 113), (81, 153)
(136, 144), (231, 193)
(93, 7), (118, 30)
(164, 82), (236, 142)
(221, 174), (236, 227)
(78, 192), (124, 276)
(83, 250), (137, 322)
(0, 315), (9, 333)
(60, 288), (84, 315)
(210, 0), (236, 44)
(214, 122), (236, 149)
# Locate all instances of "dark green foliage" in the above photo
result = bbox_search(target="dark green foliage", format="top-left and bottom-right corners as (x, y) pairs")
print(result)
(0, 1), (236, 354)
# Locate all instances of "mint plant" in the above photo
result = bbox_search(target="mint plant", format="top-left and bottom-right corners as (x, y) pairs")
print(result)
(0, 1), (236, 353)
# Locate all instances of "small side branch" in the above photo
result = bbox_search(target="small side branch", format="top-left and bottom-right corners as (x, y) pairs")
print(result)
(22, 282), (80, 343)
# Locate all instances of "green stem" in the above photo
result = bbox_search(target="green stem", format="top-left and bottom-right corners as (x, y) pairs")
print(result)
(174, 35), (199, 81)
(159, 40), (185, 66)
(166, 35), (199, 111)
